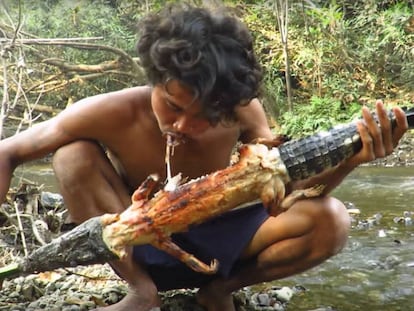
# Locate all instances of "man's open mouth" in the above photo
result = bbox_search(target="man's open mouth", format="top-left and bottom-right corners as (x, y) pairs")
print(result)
(164, 131), (187, 146)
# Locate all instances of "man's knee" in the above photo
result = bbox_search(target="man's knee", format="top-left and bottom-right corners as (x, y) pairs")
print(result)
(284, 196), (350, 259)
(311, 196), (351, 257)
(52, 140), (104, 183)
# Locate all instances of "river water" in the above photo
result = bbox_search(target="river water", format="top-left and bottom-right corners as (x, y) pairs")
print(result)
(283, 166), (414, 311)
(12, 164), (414, 311)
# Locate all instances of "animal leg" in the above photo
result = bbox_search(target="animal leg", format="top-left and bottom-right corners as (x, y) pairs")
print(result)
(131, 174), (159, 202)
(262, 177), (286, 216)
(153, 237), (219, 274)
(127, 174), (159, 214)
(280, 184), (326, 210)
(250, 135), (290, 147)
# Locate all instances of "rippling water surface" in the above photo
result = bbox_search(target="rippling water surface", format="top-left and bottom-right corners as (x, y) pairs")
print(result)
(13, 165), (414, 311)
(282, 166), (414, 311)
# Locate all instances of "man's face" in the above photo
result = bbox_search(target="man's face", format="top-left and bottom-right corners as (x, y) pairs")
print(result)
(151, 79), (212, 142)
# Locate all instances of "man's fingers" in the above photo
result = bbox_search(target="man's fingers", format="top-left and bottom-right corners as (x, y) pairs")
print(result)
(351, 103), (408, 167)
(392, 106), (409, 147)
(375, 100), (393, 155)
(356, 120), (375, 162)
(362, 105), (385, 158)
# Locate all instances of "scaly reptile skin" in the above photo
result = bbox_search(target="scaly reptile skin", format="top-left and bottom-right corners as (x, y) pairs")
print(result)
(279, 120), (362, 181)
(280, 108), (414, 180)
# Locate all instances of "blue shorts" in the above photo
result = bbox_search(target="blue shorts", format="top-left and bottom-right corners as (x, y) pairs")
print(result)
(133, 203), (268, 291)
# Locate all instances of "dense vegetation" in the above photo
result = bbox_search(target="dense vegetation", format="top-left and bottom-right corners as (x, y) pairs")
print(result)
(0, 0), (413, 137)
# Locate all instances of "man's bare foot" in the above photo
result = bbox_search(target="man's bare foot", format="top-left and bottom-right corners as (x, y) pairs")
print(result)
(196, 283), (236, 311)
(95, 288), (161, 311)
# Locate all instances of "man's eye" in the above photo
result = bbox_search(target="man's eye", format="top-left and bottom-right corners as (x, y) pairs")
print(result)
(166, 100), (182, 112)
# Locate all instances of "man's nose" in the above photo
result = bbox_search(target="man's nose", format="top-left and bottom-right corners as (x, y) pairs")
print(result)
(173, 116), (209, 134)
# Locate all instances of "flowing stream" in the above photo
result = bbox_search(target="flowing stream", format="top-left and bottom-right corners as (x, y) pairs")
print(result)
(282, 166), (414, 311)
(12, 164), (414, 311)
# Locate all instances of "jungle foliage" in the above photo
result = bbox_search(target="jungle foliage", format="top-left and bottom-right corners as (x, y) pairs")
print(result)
(0, 0), (413, 137)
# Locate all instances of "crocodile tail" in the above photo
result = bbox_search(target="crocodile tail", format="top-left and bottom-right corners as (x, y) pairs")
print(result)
(279, 108), (414, 181)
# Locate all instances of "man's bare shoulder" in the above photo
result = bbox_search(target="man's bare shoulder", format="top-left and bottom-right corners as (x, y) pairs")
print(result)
(102, 85), (151, 102)
(76, 85), (151, 113)
(60, 86), (151, 121)
(52, 86), (153, 140)
(236, 98), (273, 143)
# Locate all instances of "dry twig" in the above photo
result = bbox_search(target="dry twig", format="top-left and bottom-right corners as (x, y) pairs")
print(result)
(12, 201), (28, 257)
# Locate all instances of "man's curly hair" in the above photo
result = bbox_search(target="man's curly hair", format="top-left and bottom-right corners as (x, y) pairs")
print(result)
(136, 3), (263, 125)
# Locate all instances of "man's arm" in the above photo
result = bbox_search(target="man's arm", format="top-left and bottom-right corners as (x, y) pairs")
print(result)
(0, 86), (149, 204)
(0, 118), (70, 202)
(237, 98), (274, 143)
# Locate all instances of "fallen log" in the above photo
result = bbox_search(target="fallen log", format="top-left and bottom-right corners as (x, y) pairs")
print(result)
(1, 108), (413, 281)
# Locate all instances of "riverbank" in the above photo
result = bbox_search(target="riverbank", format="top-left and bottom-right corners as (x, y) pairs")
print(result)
(0, 264), (300, 310)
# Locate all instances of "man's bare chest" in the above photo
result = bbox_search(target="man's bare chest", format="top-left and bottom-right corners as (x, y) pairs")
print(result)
(107, 138), (237, 189)
(104, 118), (241, 187)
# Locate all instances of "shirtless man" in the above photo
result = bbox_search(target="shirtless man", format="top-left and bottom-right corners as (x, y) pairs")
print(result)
(0, 4), (408, 311)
